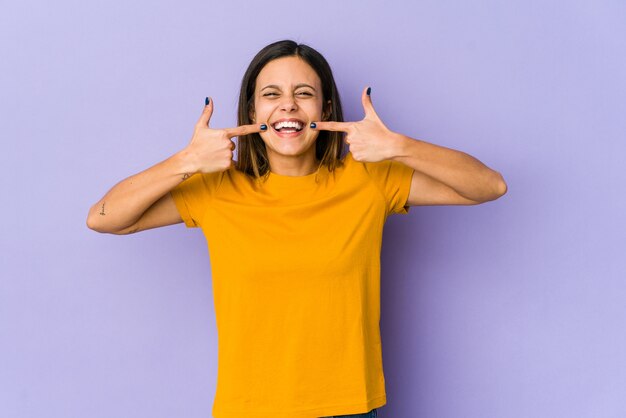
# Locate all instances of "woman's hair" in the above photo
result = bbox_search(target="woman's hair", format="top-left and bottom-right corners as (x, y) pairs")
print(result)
(236, 39), (345, 179)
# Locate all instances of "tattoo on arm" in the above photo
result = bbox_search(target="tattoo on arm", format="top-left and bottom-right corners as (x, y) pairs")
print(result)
(99, 202), (106, 216)
(182, 173), (191, 181)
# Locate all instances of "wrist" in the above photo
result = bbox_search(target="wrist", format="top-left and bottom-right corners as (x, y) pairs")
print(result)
(172, 147), (199, 177)
(387, 132), (412, 161)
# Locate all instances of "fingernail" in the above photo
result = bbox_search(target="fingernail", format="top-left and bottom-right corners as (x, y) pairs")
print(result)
(260, 124), (267, 130)
(310, 122), (317, 129)
(205, 97), (210, 106)
(366, 87), (371, 96)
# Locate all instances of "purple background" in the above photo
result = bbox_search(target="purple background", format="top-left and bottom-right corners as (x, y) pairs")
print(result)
(2, 1), (625, 417)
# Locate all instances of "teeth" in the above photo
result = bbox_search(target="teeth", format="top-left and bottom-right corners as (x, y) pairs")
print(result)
(274, 120), (303, 130)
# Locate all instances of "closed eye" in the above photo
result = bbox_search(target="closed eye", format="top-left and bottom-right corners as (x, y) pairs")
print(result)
(262, 92), (313, 97)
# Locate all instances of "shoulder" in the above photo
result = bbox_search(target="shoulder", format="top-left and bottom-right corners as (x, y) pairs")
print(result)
(344, 152), (411, 181)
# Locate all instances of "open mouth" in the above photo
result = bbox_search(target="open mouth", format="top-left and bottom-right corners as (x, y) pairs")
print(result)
(271, 119), (305, 134)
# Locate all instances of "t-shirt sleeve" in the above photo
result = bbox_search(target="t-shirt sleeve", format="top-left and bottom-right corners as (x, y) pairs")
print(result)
(169, 171), (223, 228)
(363, 157), (415, 215)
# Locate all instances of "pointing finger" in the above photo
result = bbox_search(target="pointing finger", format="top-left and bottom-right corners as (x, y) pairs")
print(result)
(224, 123), (268, 139)
(311, 121), (351, 132)
(197, 96), (214, 127)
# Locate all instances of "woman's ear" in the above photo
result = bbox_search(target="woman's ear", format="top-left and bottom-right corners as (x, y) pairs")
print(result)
(322, 100), (332, 121)
(249, 108), (256, 123)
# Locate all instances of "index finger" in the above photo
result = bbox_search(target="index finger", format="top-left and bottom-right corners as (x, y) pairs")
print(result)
(311, 121), (351, 132)
(224, 123), (267, 139)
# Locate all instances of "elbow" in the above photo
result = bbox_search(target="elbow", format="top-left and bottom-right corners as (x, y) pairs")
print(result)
(86, 217), (126, 234)
(86, 212), (135, 235)
(499, 183), (508, 198)
(86, 206), (118, 234)
(86, 206), (98, 231)
(489, 171), (508, 200)
(86, 216), (95, 231)
(86, 210), (106, 233)
(472, 171), (507, 204)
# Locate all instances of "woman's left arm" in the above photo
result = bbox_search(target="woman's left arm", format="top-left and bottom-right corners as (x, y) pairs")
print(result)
(312, 87), (507, 206)
(389, 132), (507, 205)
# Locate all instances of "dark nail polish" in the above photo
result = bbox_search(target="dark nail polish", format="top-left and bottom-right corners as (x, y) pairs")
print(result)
(310, 122), (317, 129)
(366, 87), (371, 96)
(205, 97), (210, 105)
(260, 124), (267, 130)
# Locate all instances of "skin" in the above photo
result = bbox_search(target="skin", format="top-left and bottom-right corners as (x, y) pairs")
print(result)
(85, 97), (264, 234)
(311, 87), (508, 205)
(86, 56), (507, 235)
(251, 56), (330, 176)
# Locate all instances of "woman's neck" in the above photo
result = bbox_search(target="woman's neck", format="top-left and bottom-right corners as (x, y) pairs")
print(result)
(268, 152), (320, 177)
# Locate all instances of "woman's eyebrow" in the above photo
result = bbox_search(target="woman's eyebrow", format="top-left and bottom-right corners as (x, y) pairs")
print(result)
(260, 83), (317, 91)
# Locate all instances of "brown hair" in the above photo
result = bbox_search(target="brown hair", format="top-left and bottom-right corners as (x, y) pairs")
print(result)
(236, 39), (345, 179)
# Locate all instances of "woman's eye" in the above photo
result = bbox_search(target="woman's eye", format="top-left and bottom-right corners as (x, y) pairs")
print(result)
(262, 91), (312, 97)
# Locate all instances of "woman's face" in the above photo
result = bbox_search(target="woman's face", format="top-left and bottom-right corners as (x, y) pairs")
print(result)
(252, 56), (327, 165)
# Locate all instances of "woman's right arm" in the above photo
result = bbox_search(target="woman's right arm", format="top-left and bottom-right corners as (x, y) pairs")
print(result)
(86, 151), (193, 235)
(86, 98), (265, 235)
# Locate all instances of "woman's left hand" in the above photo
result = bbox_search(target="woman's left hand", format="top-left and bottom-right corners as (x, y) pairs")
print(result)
(311, 87), (401, 163)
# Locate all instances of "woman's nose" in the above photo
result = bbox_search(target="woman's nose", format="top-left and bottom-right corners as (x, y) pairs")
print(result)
(279, 94), (298, 111)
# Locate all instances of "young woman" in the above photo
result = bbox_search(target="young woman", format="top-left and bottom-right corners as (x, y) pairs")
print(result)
(87, 40), (506, 418)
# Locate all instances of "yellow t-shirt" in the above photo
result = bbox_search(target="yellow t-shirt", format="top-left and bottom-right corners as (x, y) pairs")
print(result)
(170, 152), (414, 418)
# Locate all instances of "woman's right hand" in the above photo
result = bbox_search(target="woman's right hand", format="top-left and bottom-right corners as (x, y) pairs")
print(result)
(183, 97), (266, 174)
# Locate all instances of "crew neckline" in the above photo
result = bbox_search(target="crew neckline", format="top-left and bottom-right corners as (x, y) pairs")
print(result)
(266, 164), (329, 188)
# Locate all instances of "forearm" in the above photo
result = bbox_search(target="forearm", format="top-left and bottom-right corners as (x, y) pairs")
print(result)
(86, 150), (194, 233)
(389, 133), (507, 202)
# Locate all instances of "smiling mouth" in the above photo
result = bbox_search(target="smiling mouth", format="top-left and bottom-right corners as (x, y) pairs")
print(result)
(271, 120), (305, 133)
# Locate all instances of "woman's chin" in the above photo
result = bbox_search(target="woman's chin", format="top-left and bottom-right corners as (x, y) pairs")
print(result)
(265, 138), (316, 159)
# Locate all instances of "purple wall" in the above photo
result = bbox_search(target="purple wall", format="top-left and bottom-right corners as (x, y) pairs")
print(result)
(2, 1), (625, 417)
